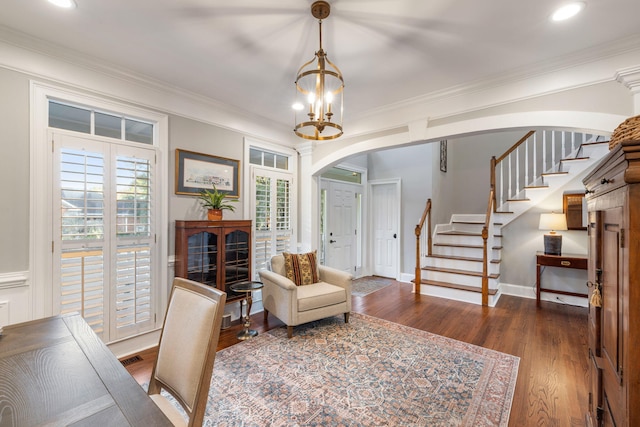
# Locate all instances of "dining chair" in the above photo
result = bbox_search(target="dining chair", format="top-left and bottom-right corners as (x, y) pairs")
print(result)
(148, 277), (226, 427)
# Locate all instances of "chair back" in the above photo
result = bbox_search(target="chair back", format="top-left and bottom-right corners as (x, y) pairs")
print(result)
(148, 277), (226, 427)
(270, 254), (286, 277)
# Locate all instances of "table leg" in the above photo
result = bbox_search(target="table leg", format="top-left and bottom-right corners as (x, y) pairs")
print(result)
(236, 292), (258, 340)
(536, 263), (541, 307)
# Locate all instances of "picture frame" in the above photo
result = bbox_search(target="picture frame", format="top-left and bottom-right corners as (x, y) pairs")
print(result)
(440, 140), (447, 172)
(175, 149), (240, 198)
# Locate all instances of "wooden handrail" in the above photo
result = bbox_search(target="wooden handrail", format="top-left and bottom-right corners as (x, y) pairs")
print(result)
(414, 198), (432, 294)
(495, 130), (535, 164)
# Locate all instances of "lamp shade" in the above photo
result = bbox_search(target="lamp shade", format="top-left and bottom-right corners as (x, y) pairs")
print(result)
(538, 212), (568, 232)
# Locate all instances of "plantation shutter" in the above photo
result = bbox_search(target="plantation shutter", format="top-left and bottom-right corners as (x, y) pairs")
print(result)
(252, 168), (292, 273)
(113, 146), (155, 338)
(53, 132), (156, 342)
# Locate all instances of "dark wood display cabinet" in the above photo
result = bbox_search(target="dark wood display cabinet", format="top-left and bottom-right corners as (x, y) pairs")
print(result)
(583, 140), (640, 427)
(175, 220), (252, 303)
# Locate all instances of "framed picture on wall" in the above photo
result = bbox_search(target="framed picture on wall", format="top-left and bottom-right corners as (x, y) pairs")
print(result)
(440, 140), (447, 172)
(175, 149), (240, 197)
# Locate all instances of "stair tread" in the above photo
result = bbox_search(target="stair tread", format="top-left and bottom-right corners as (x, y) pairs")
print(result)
(542, 171), (569, 176)
(426, 254), (501, 264)
(438, 230), (503, 237)
(421, 265), (500, 279)
(418, 279), (499, 295)
(506, 198), (530, 202)
(524, 185), (549, 190)
(561, 156), (590, 162)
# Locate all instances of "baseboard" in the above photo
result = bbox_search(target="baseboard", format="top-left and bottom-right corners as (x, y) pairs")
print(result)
(107, 328), (162, 359)
(500, 282), (588, 307)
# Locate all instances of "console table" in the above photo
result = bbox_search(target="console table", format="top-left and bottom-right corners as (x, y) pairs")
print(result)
(536, 252), (588, 306)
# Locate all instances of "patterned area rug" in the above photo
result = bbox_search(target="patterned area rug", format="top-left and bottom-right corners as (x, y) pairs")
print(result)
(200, 313), (519, 426)
(351, 276), (394, 297)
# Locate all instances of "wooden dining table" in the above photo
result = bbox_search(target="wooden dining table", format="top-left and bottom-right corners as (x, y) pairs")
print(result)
(0, 313), (172, 426)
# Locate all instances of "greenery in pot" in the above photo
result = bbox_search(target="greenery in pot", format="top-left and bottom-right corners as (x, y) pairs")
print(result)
(198, 186), (237, 219)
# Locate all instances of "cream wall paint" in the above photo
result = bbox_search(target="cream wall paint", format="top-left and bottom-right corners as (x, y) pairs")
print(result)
(367, 144), (433, 273)
(0, 68), (30, 273)
(448, 130), (526, 214)
(167, 115), (246, 256)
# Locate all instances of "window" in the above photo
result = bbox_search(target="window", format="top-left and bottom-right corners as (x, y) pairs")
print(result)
(249, 147), (289, 170)
(246, 143), (296, 275)
(253, 169), (293, 271)
(49, 100), (154, 145)
(31, 82), (168, 345)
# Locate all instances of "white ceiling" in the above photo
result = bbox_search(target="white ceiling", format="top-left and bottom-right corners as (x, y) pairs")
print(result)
(2, 0), (640, 135)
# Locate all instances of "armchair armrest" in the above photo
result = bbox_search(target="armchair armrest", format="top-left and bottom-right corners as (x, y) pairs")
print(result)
(259, 269), (297, 291)
(318, 265), (353, 289)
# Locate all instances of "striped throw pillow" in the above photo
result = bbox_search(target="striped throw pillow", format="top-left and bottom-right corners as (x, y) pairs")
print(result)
(283, 251), (319, 286)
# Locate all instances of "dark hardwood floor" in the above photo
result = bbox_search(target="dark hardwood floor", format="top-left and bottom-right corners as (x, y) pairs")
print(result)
(123, 280), (589, 427)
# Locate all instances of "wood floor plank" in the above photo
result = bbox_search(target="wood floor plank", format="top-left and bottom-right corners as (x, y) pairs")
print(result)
(123, 280), (589, 426)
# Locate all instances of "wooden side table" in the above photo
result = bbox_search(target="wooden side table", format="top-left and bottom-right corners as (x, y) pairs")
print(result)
(536, 252), (588, 306)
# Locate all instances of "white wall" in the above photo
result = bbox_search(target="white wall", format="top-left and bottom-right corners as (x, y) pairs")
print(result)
(501, 173), (589, 305)
(367, 144), (433, 274)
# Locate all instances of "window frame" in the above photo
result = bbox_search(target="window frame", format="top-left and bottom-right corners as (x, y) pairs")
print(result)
(243, 138), (297, 273)
(30, 81), (169, 340)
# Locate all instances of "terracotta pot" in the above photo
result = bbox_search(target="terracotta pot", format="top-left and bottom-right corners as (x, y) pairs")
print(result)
(207, 209), (223, 221)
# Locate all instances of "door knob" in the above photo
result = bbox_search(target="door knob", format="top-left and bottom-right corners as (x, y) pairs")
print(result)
(329, 239), (336, 243)
(393, 233), (397, 239)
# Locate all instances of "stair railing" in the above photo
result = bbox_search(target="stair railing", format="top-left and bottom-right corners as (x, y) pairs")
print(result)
(492, 130), (597, 211)
(481, 189), (494, 306)
(414, 198), (432, 294)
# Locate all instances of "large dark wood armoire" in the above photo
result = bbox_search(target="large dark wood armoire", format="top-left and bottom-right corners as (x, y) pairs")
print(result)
(583, 139), (640, 427)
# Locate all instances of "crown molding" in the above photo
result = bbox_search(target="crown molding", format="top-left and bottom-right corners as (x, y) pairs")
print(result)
(615, 65), (640, 93)
(351, 34), (640, 123)
(0, 25), (295, 145)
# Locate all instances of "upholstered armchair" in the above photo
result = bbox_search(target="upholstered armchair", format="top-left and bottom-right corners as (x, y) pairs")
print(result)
(259, 253), (353, 338)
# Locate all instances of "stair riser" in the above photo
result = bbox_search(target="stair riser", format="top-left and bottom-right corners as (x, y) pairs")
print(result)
(433, 246), (502, 259)
(421, 271), (499, 289)
(422, 258), (500, 275)
(449, 223), (485, 233)
(434, 234), (485, 246)
(418, 285), (501, 307)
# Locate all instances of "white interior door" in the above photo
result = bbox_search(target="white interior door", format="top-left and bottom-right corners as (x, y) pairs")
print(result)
(371, 181), (400, 278)
(325, 181), (357, 274)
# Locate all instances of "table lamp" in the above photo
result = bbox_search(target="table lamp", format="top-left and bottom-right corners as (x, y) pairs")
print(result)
(539, 212), (568, 255)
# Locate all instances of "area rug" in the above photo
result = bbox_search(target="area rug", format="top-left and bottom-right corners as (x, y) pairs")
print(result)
(351, 276), (394, 297)
(200, 313), (519, 426)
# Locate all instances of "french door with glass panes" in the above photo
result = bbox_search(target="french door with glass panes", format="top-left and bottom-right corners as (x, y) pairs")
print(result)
(52, 131), (157, 342)
(252, 168), (293, 274)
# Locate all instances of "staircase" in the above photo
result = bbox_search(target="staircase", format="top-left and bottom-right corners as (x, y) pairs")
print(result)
(415, 131), (610, 306)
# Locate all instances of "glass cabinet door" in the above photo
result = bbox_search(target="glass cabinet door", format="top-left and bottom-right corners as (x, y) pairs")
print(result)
(224, 229), (250, 298)
(186, 231), (219, 288)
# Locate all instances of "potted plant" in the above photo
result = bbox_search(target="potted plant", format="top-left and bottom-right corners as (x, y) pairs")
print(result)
(198, 186), (237, 220)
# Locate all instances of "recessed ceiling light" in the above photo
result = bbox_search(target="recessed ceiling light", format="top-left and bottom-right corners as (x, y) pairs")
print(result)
(48, 0), (76, 9)
(551, 2), (585, 21)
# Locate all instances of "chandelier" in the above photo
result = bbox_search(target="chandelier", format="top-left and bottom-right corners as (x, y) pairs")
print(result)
(294, 1), (344, 141)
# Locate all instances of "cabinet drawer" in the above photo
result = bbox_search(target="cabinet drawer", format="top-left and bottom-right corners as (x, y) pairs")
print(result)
(537, 255), (587, 269)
